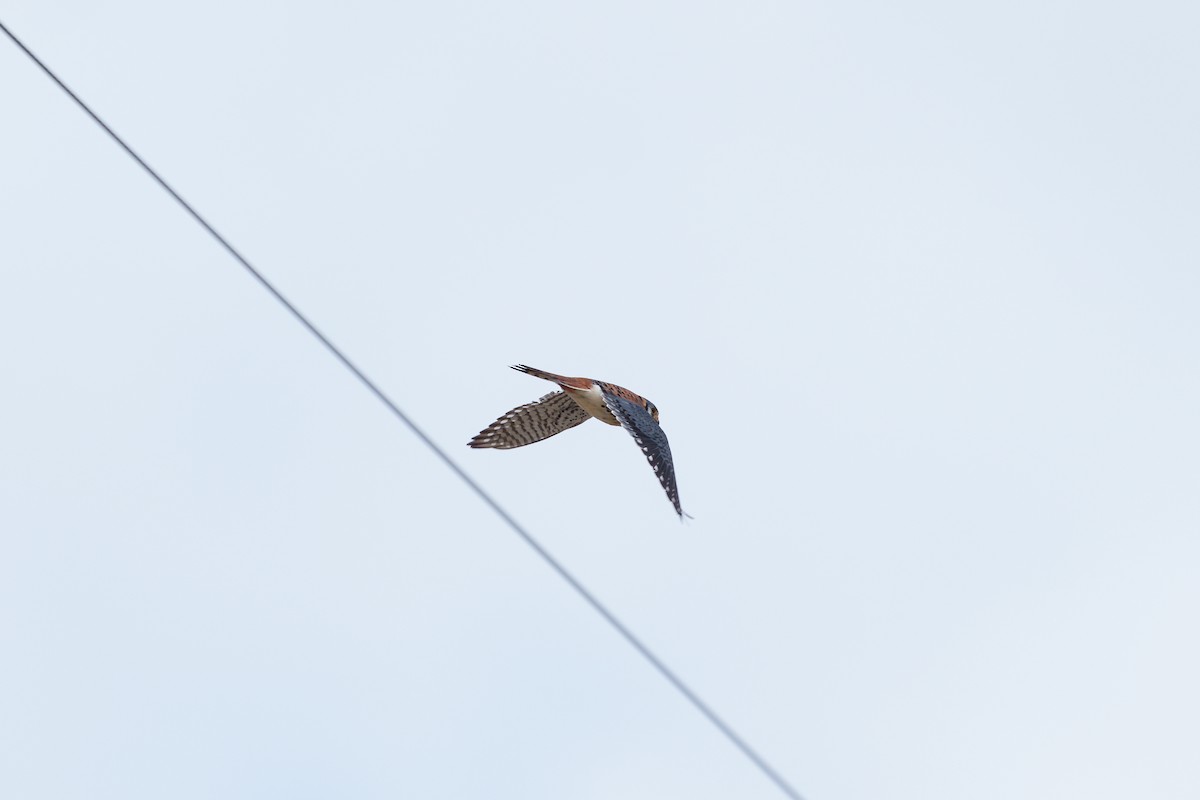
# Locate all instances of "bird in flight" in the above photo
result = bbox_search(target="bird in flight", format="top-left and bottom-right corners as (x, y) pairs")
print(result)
(469, 365), (687, 518)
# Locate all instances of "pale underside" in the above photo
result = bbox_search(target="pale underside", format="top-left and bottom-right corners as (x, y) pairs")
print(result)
(561, 382), (620, 426)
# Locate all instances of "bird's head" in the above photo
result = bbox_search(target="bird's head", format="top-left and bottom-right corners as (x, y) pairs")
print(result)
(647, 401), (660, 422)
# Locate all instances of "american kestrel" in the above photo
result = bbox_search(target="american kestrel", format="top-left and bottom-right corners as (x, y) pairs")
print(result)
(469, 365), (687, 518)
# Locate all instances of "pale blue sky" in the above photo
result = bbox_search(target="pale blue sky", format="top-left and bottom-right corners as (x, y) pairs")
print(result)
(2, 2), (1199, 798)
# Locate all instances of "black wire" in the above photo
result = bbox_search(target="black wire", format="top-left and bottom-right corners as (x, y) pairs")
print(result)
(1, 19), (805, 800)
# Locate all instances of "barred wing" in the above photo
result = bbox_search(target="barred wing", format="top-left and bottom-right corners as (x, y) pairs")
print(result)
(469, 391), (590, 449)
(602, 392), (685, 517)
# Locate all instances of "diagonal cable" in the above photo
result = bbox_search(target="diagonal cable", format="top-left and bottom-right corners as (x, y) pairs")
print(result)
(1, 19), (804, 800)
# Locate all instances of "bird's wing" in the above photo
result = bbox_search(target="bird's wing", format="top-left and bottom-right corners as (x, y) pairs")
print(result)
(469, 391), (590, 449)
(601, 392), (685, 517)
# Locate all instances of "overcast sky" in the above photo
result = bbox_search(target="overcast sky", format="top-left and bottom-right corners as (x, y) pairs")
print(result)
(3, 2), (1199, 799)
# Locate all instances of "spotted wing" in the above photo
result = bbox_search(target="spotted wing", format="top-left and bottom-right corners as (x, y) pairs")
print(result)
(469, 391), (590, 449)
(601, 392), (685, 517)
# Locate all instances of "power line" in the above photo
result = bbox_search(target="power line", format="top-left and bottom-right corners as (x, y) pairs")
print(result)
(1, 19), (805, 800)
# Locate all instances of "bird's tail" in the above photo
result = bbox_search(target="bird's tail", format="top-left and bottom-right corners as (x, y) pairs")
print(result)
(511, 364), (573, 384)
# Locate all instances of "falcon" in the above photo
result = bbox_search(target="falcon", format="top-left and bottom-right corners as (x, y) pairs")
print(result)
(469, 365), (687, 518)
